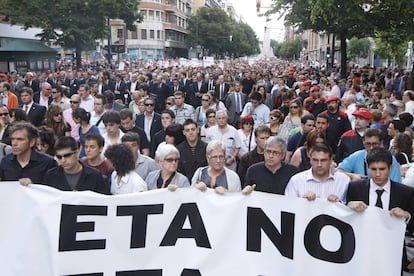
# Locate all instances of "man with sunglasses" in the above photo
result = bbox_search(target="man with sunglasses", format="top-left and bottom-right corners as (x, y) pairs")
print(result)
(42, 136), (109, 194)
(33, 82), (53, 108)
(135, 97), (162, 144)
(0, 122), (56, 184)
(0, 104), (11, 145)
(63, 94), (81, 141)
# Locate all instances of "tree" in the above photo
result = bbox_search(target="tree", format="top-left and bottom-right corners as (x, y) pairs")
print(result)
(0, 0), (143, 68)
(266, 0), (414, 77)
(347, 38), (371, 59)
(187, 7), (259, 58)
(275, 38), (304, 60)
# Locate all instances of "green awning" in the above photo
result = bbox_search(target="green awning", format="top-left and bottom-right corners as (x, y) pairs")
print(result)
(0, 40), (55, 52)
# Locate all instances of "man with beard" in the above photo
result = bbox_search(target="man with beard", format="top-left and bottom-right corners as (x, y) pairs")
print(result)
(321, 96), (351, 157)
(336, 109), (372, 163)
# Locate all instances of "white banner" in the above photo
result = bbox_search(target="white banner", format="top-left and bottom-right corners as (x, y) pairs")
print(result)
(0, 182), (405, 276)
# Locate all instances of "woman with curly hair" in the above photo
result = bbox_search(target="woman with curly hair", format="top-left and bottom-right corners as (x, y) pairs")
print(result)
(45, 105), (71, 138)
(104, 143), (147, 195)
(72, 107), (100, 158)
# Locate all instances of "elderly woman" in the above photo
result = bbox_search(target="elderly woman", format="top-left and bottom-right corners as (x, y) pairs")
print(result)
(192, 140), (241, 194)
(145, 144), (190, 191)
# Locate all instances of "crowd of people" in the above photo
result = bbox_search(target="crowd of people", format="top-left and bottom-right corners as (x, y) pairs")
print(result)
(1, 58), (414, 272)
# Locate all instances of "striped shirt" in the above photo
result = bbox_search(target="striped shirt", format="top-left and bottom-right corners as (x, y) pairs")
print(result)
(285, 169), (350, 203)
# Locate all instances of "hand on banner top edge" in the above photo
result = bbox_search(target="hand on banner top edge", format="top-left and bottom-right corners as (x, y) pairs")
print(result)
(214, 186), (228, 195)
(195, 182), (207, 192)
(347, 201), (368, 212)
(303, 191), (317, 201)
(19, 178), (32, 186)
(167, 184), (178, 192)
(242, 184), (256, 195)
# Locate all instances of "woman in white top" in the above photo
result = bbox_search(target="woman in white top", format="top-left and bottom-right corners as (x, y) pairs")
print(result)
(192, 140), (241, 194)
(104, 143), (147, 194)
(145, 144), (190, 191)
(237, 115), (256, 158)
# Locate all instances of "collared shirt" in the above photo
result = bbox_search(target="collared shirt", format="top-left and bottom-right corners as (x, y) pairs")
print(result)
(339, 149), (401, 183)
(1, 93), (8, 106)
(110, 171), (147, 195)
(169, 104), (196, 125)
(144, 112), (154, 142)
(80, 95), (94, 112)
(51, 98), (71, 111)
(369, 179), (391, 210)
(205, 124), (242, 159)
(0, 150), (57, 183)
(241, 103), (270, 129)
(285, 168), (350, 202)
(39, 95), (49, 109)
(23, 101), (34, 114)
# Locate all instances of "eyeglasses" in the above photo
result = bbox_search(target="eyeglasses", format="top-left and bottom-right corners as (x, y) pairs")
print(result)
(290, 106), (299, 109)
(264, 150), (283, 157)
(145, 103), (154, 106)
(54, 112), (63, 116)
(70, 101), (79, 104)
(0, 112), (9, 116)
(244, 122), (253, 125)
(208, 155), (225, 161)
(55, 151), (76, 160)
(364, 142), (380, 147)
(164, 158), (180, 163)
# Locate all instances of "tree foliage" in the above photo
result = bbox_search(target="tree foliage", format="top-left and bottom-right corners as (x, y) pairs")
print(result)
(347, 38), (371, 59)
(187, 7), (259, 57)
(272, 38), (305, 60)
(266, 0), (414, 75)
(0, 0), (143, 68)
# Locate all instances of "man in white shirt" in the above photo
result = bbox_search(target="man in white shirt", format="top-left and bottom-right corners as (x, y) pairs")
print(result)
(78, 84), (94, 112)
(285, 143), (350, 202)
(101, 111), (124, 154)
(403, 90), (414, 115)
(205, 109), (242, 171)
(89, 94), (106, 135)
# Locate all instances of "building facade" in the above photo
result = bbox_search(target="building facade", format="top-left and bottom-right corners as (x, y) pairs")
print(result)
(125, 0), (192, 60)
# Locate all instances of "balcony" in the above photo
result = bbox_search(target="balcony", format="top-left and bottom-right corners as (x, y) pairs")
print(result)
(163, 23), (188, 34)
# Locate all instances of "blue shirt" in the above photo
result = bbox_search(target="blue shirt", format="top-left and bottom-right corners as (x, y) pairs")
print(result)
(338, 149), (401, 182)
(0, 150), (57, 183)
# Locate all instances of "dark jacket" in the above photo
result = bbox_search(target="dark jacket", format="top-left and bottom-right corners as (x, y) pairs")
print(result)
(42, 162), (110, 194)
(176, 139), (208, 181)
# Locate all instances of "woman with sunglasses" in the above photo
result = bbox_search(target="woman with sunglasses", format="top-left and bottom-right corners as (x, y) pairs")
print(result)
(237, 115), (256, 158)
(200, 109), (216, 142)
(145, 143), (189, 191)
(45, 105), (71, 138)
(195, 94), (212, 127)
(279, 98), (307, 141)
(267, 109), (285, 136)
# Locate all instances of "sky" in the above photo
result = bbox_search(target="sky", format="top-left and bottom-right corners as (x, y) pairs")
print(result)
(227, 0), (286, 42)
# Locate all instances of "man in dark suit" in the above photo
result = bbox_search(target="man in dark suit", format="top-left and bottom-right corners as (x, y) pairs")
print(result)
(23, 72), (39, 93)
(225, 81), (246, 128)
(346, 148), (414, 273)
(19, 87), (46, 127)
(170, 78), (185, 96)
(33, 82), (53, 108)
(64, 72), (81, 96)
(149, 75), (171, 113)
(188, 72), (207, 108)
(135, 97), (162, 146)
(214, 75), (230, 102)
(110, 74), (128, 103)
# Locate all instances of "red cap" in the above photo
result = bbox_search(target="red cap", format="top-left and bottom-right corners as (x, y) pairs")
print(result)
(303, 80), (312, 86)
(326, 96), (341, 103)
(310, 86), (320, 92)
(0, 73), (6, 78)
(352, 110), (373, 120)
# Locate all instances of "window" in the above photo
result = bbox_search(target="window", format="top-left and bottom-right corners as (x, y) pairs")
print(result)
(141, 29), (147, 40)
(150, 30), (155, 39)
(130, 30), (138, 39)
(157, 30), (161, 39)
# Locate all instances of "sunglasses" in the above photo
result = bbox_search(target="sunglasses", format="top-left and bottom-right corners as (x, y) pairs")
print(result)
(52, 91), (58, 94)
(202, 99), (210, 102)
(290, 106), (299, 109)
(208, 115), (216, 118)
(70, 101), (79, 104)
(0, 112), (9, 116)
(165, 102), (172, 105)
(55, 151), (76, 160)
(145, 103), (154, 106)
(244, 122), (253, 125)
(164, 158), (180, 163)
(54, 112), (63, 116)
